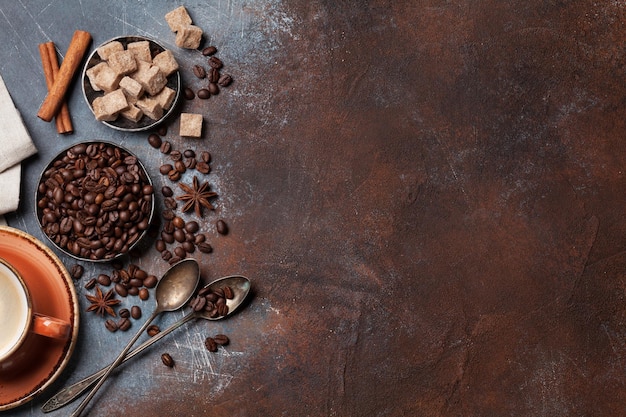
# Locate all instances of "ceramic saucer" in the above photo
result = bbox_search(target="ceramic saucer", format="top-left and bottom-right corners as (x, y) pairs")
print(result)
(0, 226), (79, 410)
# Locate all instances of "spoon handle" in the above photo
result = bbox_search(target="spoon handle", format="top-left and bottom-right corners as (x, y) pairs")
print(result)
(42, 312), (197, 413)
(70, 311), (160, 417)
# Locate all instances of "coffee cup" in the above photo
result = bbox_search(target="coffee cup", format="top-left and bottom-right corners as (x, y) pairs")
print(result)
(0, 257), (71, 365)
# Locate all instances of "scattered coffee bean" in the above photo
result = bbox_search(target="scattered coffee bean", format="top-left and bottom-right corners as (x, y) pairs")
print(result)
(218, 74), (232, 87)
(97, 274), (112, 286)
(155, 239), (166, 252)
(184, 87), (195, 100)
(158, 125), (168, 136)
(161, 353), (175, 367)
(84, 278), (97, 289)
(170, 150), (182, 161)
(160, 141), (172, 154)
(208, 82), (219, 95)
(196, 161), (210, 174)
(202, 46), (217, 56)
(139, 288), (149, 300)
(172, 216), (185, 229)
(70, 264), (84, 280)
(147, 324), (161, 337)
(216, 219), (228, 235)
(204, 337), (218, 352)
(144, 275), (158, 288)
(115, 283), (128, 297)
(208, 67), (219, 83)
(161, 186), (174, 197)
(197, 88), (210, 99)
(131, 305), (142, 319)
(160, 164), (174, 175)
(119, 308), (130, 318)
(213, 334), (229, 346)
(118, 317), (131, 331)
(192, 64), (206, 78)
(105, 319), (118, 332)
(200, 151), (211, 163)
(208, 56), (223, 69)
(183, 149), (195, 158)
(197, 242), (212, 253)
(148, 134), (162, 149)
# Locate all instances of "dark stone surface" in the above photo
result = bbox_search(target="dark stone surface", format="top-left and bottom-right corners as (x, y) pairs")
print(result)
(2, 1), (626, 416)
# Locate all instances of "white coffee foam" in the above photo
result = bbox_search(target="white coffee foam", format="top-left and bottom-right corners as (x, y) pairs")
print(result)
(0, 262), (29, 359)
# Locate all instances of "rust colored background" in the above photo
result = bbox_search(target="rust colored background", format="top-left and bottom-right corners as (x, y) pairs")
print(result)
(2, 1), (626, 416)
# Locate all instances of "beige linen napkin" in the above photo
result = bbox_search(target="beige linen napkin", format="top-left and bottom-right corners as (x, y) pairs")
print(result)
(0, 74), (38, 218)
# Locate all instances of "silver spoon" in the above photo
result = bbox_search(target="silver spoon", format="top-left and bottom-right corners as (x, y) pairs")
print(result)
(70, 258), (200, 417)
(42, 274), (251, 413)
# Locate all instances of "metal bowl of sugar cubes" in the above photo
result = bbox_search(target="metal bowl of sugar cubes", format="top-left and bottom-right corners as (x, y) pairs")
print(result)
(82, 35), (181, 132)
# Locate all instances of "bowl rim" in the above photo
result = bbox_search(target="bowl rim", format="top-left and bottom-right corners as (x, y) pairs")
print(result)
(35, 140), (156, 263)
(81, 35), (181, 132)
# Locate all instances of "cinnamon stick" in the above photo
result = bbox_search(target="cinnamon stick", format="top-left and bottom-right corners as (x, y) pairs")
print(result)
(38, 42), (73, 133)
(37, 30), (92, 122)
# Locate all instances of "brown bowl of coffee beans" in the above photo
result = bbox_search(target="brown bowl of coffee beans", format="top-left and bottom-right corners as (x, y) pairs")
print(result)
(36, 141), (155, 262)
(82, 35), (181, 132)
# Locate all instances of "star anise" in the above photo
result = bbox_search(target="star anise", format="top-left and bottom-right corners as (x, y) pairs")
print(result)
(177, 176), (217, 217)
(85, 285), (120, 317)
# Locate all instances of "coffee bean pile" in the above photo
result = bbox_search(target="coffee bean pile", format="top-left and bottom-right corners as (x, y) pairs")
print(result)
(37, 142), (154, 261)
(188, 284), (234, 318)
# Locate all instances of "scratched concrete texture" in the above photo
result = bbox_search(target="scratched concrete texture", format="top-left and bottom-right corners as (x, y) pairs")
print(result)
(2, 0), (626, 416)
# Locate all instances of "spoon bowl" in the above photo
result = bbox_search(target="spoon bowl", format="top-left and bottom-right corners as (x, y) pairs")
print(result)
(200, 275), (252, 320)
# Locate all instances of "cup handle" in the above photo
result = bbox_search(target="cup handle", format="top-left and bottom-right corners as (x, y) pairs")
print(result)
(32, 313), (71, 340)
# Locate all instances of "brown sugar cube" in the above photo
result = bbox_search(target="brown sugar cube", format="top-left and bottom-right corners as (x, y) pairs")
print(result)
(119, 76), (144, 100)
(136, 97), (163, 120)
(152, 50), (179, 76)
(97, 41), (124, 61)
(131, 64), (167, 96)
(108, 50), (138, 75)
(165, 6), (193, 32)
(127, 41), (152, 63)
(153, 86), (176, 110)
(179, 113), (203, 137)
(92, 63), (122, 92)
(120, 103), (144, 122)
(92, 89), (128, 121)
(85, 62), (108, 91)
(175, 25), (203, 49)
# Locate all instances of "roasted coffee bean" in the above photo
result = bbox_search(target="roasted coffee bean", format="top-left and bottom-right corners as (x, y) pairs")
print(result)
(184, 158), (197, 170)
(218, 74), (232, 87)
(208, 56), (223, 69)
(128, 287), (139, 296)
(217, 303), (229, 316)
(172, 246), (185, 258)
(202, 46), (217, 56)
(168, 170), (181, 181)
(161, 353), (174, 367)
(182, 241), (195, 253)
(118, 317), (131, 331)
(172, 216), (185, 229)
(183, 149), (196, 158)
(204, 337), (218, 352)
(115, 283), (128, 297)
(139, 288), (149, 300)
(155, 239), (166, 252)
(213, 334), (229, 346)
(161, 249), (173, 261)
(144, 275), (158, 288)
(158, 125), (168, 136)
(194, 233), (206, 244)
(161, 232), (175, 245)
(97, 274), (112, 286)
(196, 161), (210, 174)
(162, 209), (175, 220)
(160, 164), (174, 175)
(223, 286), (234, 300)
(131, 305), (142, 319)
(190, 295), (206, 311)
(197, 242), (213, 253)
(161, 186), (174, 197)
(174, 160), (186, 174)
(192, 64), (206, 78)
(170, 150), (182, 161)
(84, 278), (97, 289)
(208, 82), (219, 95)
(216, 219), (228, 235)
(163, 221), (175, 234)
(184, 221), (199, 233)
(160, 141), (172, 154)
(208, 67), (220, 83)
(70, 264), (84, 280)
(173, 229), (186, 243)
(197, 88), (210, 99)
(184, 87), (195, 100)
(164, 197), (177, 209)
(119, 308), (130, 318)
(105, 319), (118, 332)
(148, 134), (162, 149)
(169, 256), (182, 265)
(147, 324), (161, 337)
